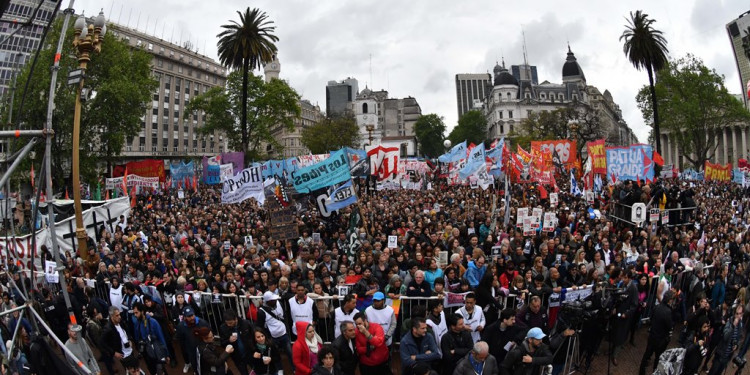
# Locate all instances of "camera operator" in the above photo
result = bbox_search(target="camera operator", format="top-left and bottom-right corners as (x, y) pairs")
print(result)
(500, 327), (552, 375)
(548, 313), (576, 375)
(610, 268), (638, 366)
(638, 290), (675, 375)
(577, 283), (606, 371)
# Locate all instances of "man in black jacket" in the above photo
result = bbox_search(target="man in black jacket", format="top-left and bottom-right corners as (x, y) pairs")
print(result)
(500, 327), (553, 375)
(219, 310), (253, 375)
(100, 306), (133, 375)
(332, 321), (358, 374)
(482, 309), (523, 364)
(440, 313), (473, 375)
(639, 290), (675, 375)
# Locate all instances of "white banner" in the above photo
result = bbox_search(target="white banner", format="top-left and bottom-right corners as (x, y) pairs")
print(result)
(548, 285), (594, 307)
(220, 164), (234, 182)
(221, 167), (265, 205)
(106, 175), (159, 190)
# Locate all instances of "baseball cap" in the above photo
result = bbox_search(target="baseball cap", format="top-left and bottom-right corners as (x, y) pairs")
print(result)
(526, 327), (546, 340)
(263, 291), (281, 302)
(183, 307), (195, 317)
(373, 292), (385, 301)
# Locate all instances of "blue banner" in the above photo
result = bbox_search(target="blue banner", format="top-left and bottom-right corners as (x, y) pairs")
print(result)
(734, 168), (745, 184)
(344, 147), (369, 177)
(438, 140), (467, 163)
(204, 164), (222, 185)
(460, 143), (486, 179)
(326, 180), (358, 211)
(291, 149), (352, 193)
(486, 138), (504, 177)
(606, 144), (654, 182)
(170, 161), (195, 188)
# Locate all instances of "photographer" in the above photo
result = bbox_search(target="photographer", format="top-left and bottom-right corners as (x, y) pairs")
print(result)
(548, 312), (576, 375)
(610, 268), (638, 366)
(638, 290), (675, 375)
(500, 327), (552, 375)
(132, 302), (169, 375)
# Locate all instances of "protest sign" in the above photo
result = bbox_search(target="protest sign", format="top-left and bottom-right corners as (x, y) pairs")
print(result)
(221, 167), (265, 205)
(220, 164), (234, 182)
(543, 212), (556, 232)
(312, 233), (321, 244)
(650, 208), (660, 222)
(388, 235), (398, 248)
(606, 144), (655, 182)
(662, 210), (669, 224)
(517, 207), (528, 226)
(704, 161), (731, 181)
(106, 175), (159, 190)
(549, 193), (558, 207)
(587, 139), (607, 174)
(292, 149), (352, 193)
(531, 140), (577, 166)
(266, 183), (299, 241)
(45, 260), (58, 283)
(444, 292), (470, 308)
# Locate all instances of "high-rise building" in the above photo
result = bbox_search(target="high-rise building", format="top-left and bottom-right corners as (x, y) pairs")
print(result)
(326, 77), (358, 116)
(455, 73), (491, 119)
(727, 11), (750, 107)
(108, 23), (227, 160)
(0, 0), (58, 98)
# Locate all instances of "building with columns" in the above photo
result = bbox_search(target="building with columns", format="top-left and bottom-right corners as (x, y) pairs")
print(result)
(472, 47), (637, 146)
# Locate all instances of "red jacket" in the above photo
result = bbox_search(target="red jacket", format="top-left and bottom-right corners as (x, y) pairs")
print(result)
(292, 321), (320, 375)
(354, 321), (389, 366)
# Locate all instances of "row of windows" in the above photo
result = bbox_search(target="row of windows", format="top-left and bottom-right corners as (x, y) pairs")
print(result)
(4, 4), (55, 22)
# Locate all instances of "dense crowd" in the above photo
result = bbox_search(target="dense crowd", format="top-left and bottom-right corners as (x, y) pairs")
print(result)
(1, 175), (750, 375)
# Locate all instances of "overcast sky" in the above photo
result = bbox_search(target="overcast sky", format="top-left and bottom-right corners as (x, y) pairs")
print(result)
(76, 0), (748, 143)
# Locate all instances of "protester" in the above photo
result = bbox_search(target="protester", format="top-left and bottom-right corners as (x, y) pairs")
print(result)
(353, 312), (390, 375)
(194, 326), (233, 375)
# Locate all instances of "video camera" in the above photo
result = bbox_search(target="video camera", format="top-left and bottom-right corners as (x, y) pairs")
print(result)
(560, 299), (598, 327)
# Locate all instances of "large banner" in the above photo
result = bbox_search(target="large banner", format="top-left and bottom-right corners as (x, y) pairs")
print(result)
(105, 175), (160, 190)
(606, 144), (655, 182)
(367, 145), (400, 181)
(220, 164), (234, 182)
(170, 161), (195, 187)
(531, 140), (577, 166)
(112, 159), (165, 182)
(586, 139), (607, 174)
(266, 183), (299, 241)
(292, 149), (351, 193)
(326, 180), (358, 211)
(220, 152), (244, 176)
(221, 167), (265, 205)
(705, 161), (731, 181)
(204, 164), (222, 185)
(344, 148), (369, 177)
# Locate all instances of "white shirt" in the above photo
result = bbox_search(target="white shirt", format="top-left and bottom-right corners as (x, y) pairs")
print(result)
(288, 296), (315, 335)
(109, 285), (123, 311)
(426, 311), (448, 348)
(261, 303), (287, 339)
(334, 307), (359, 338)
(365, 305), (395, 345)
(114, 323), (132, 357)
(458, 306), (486, 342)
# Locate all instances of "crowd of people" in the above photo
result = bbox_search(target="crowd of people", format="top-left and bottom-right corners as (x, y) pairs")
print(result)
(0, 174), (748, 375)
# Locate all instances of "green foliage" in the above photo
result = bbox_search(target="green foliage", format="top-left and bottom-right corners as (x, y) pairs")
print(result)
(515, 103), (608, 155)
(1, 18), (157, 187)
(413, 114), (446, 158)
(636, 54), (750, 169)
(301, 114), (360, 154)
(217, 7), (279, 156)
(448, 110), (487, 145)
(185, 71), (301, 161)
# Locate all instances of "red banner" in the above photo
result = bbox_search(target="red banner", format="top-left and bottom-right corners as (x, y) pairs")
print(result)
(113, 159), (166, 182)
(531, 140), (578, 167)
(704, 161), (732, 181)
(586, 139), (607, 174)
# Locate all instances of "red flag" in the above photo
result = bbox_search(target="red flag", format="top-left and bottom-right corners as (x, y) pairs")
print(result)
(192, 175), (197, 192)
(65, 188), (69, 200)
(40, 192), (46, 203)
(636, 176), (641, 188)
(538, 184), (548, 199)
(122, 168), (128, 196)
(652, 150), (664, 167)
(130, 185), (137, 208)
(610, 172), (617, 184)
(105, 190), (110, 200)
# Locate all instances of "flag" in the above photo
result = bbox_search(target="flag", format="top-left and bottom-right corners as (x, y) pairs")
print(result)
(65, 188), (69, 200)
(460, 143), (486, 179)
(503, 174), (511, 226)
(367, 144), (400, 181)
(130, 185), (137, 208)
(538, 184), (548, 199)
(105, 189), (110, 200)
(192, 175), (197, 192)
(570, 171), (582, 196)
(517, 145), (532, 164)
(438, 141), (467, 163)
(642, 148), (654, 177)
(653, 150), (664, 167)
(326, 180), (358, 211)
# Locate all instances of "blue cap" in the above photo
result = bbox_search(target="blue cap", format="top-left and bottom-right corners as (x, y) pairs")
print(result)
(526, 327), (546, 340)
(373, 292), (385, 301)
(183, 307), (195, 317)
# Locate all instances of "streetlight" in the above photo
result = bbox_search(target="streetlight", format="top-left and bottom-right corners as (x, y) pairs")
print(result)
(365, 124), (375, 145)
(71, 9), (106, 261)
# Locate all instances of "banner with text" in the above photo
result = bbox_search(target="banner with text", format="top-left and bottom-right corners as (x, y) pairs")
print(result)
(292, 149), (352, 193)
(106, 175), (160, 190)
(606, 144), (655, 182)
(586, 139), (607, 174)
(221, 167), (265, 205)
(705, 161), (732, 181)
(112, 159), (165, 182)
(531, 140), (577, 166)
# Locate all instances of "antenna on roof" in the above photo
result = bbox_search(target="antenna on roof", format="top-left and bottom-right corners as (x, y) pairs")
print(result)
(117, 3), (123, 24)
(522, 29), (529, 66)
(369, 53), (373, 91)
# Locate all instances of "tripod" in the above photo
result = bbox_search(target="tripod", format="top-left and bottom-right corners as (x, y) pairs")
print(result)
(561, 331), (580, 375)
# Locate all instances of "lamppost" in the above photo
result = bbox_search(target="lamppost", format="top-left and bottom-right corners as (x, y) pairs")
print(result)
(366, 124), (375, 145)
(71, 10), (106, 260)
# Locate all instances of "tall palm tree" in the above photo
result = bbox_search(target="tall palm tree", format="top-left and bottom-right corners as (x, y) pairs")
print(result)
(217, 8), (278, 155)
(620, 10), (669, 154)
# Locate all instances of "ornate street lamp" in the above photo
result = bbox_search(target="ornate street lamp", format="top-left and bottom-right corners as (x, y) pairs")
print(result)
(71, 10), (106, 260)
(366, 124), (375, 145)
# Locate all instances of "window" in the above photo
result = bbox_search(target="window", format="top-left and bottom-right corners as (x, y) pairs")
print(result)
(498, 111), (503, 119)
(506, 92), (511, 101)
(527, 110), (532, 118)
(508, 111), (513, 119)
(148, 43), (153, 51)
(362, 103), (368, 114)
(500, 125), (505, 134)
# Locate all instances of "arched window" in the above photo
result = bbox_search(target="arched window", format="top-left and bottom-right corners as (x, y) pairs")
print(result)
(506, 92), (511, 100)
(362, 103), (368, 114)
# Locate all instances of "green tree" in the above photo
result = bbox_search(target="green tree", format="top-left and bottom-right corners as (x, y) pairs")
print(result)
(301, 114), (360, 154)
(217, 7), (279, 156)
(621, 10), (669, 154)
(2, 18), (157, 186)
(636, 54), (750, 169)
(185, 70), (301, 160)
(448, 110), (487, 145)
(413, 114), (446, 158)
(514, 102), (608, 156)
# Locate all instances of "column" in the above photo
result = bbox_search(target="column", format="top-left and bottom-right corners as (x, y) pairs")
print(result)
(743, 126), (748, 160)
(732, 127), (738, 164)
(723, 127), (729, 164)
(664, 134), (671, 165)
(673, 140), (680, 170)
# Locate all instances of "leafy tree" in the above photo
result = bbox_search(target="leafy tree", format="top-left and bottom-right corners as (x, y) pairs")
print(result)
(448, 110), (487, 145)
(217, 7), (279, 156)
(514, 102), (608, 156)
(2, 18), (157, 187)
(621, 10), (669, 154)
(636, 54), (750, 169)
(413, 114), (446, 158)
(185, 70), (301, 161)
(301, 114), (360, 154)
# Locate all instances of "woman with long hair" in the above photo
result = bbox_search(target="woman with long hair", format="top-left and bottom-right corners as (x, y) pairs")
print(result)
(249, 328), (283, 374)
(194, 326), (233, 375)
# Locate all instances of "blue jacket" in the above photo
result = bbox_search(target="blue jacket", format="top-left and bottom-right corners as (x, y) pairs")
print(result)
(399, 331), (440, 375)
(711, 278), (726, 309)
(131, 315), (167, 347)
(465, 260), (486, 288)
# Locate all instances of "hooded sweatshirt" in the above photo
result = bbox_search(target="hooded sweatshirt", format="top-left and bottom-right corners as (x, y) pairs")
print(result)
(292, 321), (321, 375)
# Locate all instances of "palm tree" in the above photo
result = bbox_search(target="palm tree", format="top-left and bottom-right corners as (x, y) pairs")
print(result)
(620, 10), (669, 154)
(217, 8), (278, 155)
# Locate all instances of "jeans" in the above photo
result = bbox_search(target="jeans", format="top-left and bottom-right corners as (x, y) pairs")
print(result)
(272, 334), (294, 371)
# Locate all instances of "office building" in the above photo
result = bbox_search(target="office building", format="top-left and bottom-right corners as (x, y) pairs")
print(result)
(727, 10), (750, 107)
(326, 77), (358, 116)
(455, 73), (491, 119)
(109, 23), (227, 160)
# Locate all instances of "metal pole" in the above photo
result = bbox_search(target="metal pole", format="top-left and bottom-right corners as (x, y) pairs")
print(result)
(0, 138), (38, 191)
(5, 308), (25, 361)
(0, 130), (49, 138)
(45, 0), (78, 327)
(27, 305), (94, 375)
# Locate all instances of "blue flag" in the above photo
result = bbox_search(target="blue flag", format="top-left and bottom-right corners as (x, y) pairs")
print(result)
(326, 180), (358, 211)
(570, 170), (582, 196)
(291, 149), (351, 193)
(487, 138), (505, 177)
(438, 140), (467, 163)
(460, 143), (486, 179)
